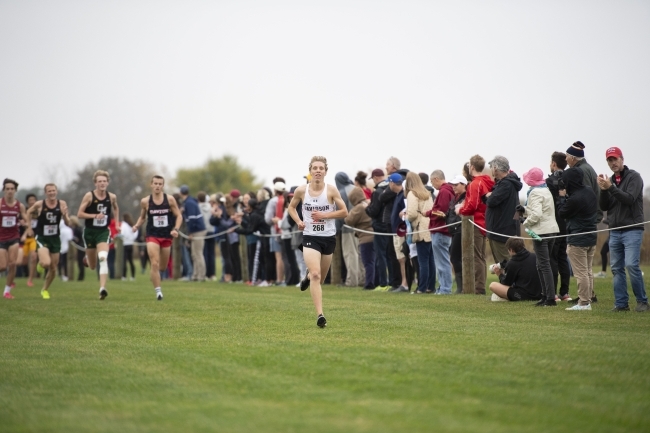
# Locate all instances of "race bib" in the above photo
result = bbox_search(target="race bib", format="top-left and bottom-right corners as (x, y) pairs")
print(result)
(93, 216), (107, 227)
(153, 215), (169, 227)
(2, 216), (16, 227)
(44, 224), (58, 236)
(311, 221), (325, 232)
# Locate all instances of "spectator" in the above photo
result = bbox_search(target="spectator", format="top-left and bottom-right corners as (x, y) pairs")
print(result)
(120, 212), (138, 281)
(58, 220), (74, 282)
(256, 188), (274, 285)
(521, 167), (560, 307)
(489, 237), (543, 302)
(546, 151), (572, 300)
(179, 185), (207, 282)
(419, 172), (436, 200)
(448, 174), (467, 293)
(565, 141), (602, 223)
(427, 170), (455, 294)
(365, 168), (391, 290)
(459, 155), (495, 295)
(335, 172), (360, 287)
(197, 191), (216, 281)
(279, 189), (300, 285)
(69, 216), (85, 281)
(345, 186), (375, 290)
(486, 155), (522, 263)
(557, 167), (597, 310)
(389, 173), (409, 293)
(354, 171), (373, 200)
(225, 193), (243, 282)
(405, 172), (434, 294)
(597, 146), (648, 312)
(265, 181), (288, 286)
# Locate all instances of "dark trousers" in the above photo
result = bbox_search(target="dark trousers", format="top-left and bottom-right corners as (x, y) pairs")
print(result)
(282, 238), (300, 285)
(387, 237), (401, 288)
(122, 245), (135, 278)
(550, 236), (570, 296)
(601, 238), (610, 272)
(360, 241), (376, 289)
(58, 252), (68, 278)
(247, 242), (257, 281)
(416, 241), (435, 292)
(373, 234), (389, 287)
(204, 238), (216, 279)
(533, 236), (556, 300)
(261, 237), (276, 282)
(450, 232), (462, 293)
(76, 250), (85, 281)
(231, 241), (242, 281)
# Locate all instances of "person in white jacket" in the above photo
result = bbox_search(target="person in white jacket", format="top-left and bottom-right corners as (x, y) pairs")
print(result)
(58, 220), (74, 282)
(522, 168), (560, 307)
(120, 213), (139, 281)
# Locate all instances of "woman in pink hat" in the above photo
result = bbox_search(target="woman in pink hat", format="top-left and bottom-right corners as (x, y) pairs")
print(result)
(521, 167), (560, 307)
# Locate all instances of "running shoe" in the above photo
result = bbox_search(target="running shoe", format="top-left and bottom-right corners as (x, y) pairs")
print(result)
(157, 293), (163, 301)
(373, 286), (390, 292)
(37, 263), (45, 274)
(317, 314), (327, 328)
(41, 289), (50, 300)
(3, 292), (14, 299)
(566, 303), (591, 311)
(560, 294), (573, 301)
(299, 274), (310, 291)
(27, 280), (34, 287)
(99, 288), (108, 300)
(594, 271), (607, 278)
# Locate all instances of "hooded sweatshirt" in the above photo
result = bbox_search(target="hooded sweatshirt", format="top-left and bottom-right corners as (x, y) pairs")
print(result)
(485, 171), (523, 243)
(335, 172), (355, 233)
(427, 182), (454, 236)
(557, 167), (597, 247)
(598, 165), (644, 232)
(344, 187), (374, 244)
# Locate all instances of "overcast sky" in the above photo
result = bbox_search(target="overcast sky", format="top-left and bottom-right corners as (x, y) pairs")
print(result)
(1, 0), (649, 195)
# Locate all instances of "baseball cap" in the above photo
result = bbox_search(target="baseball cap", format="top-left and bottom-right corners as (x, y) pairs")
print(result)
(387, 173), (404, 184)
(179, 185), (189, 194)
(449, 175), (468, 185)
(369, 168), (384, 179)
(273, 181), (286, 192)
(230, 189), (241, 198)
(605, 147), (623, 159)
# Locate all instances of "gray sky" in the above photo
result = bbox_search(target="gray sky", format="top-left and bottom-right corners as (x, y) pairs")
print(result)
(1, 0), (649, 194)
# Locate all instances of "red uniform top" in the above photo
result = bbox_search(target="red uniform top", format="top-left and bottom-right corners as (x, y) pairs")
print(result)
(0, 198), (21, 242)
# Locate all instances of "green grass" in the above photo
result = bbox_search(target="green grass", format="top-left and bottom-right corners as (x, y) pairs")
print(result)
(1, 273), (649, 433)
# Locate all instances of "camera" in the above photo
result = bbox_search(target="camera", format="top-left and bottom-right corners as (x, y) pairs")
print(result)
(558, 179), (565, 190)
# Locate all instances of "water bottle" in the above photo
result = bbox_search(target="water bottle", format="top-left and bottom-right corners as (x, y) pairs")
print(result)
(525, 228), (542, 241)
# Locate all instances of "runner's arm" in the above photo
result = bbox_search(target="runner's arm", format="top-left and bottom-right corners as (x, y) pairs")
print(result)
(133, 197), (148, 232)
(60, 200), (71, 226)
(24, 201), (41, 237)
(288, 186), (306, 230)
(168, 195), (183, 236)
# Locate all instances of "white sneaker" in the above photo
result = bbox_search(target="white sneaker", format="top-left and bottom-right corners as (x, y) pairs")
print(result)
(565, 303), (592, 311)
(257, 281), (271, 287)
(594, 271), (606, 278)
(491, 293), (508, 302)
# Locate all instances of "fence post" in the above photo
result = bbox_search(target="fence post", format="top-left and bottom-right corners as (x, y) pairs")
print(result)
(461, 216), (475, 294)
(114, 236), (124, 279)
(239, 235), (248, 282)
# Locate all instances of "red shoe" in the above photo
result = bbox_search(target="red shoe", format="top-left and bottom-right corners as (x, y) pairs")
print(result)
(27, 280), (34, 287)
(4, 292), (14, 299)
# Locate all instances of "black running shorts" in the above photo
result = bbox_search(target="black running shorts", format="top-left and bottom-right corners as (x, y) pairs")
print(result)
(302, 235), (336, 255)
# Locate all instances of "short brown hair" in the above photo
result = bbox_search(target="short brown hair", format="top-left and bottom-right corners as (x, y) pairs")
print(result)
(551, 152), (567, 170)
(3, 178), (18, 190)
(505, 237), (525, 253)
(44, 183), (57, 192)
(469, 155), (485, 173)
(309, 156), (328, 171)
(151, 175), (165, 184)
(93, 170), (110, 182)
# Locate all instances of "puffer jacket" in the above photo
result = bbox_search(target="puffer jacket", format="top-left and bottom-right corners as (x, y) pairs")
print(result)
(523, 186), (559, 235)
(406, 191), (433, 243)
(557, 167), (597, 247)
(486, 171), (522, 242)
(344, 187), (374, 244)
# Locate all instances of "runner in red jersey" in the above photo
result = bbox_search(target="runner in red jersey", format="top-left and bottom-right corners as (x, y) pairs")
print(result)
(1, 179), (30, 299)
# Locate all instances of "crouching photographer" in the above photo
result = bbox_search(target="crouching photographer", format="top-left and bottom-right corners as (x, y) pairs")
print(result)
(488, 237), (544, 302)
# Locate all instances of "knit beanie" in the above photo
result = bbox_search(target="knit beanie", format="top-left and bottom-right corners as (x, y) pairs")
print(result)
(566, 141), (585, 158)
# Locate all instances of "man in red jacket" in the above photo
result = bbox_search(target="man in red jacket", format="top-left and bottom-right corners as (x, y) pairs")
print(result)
(427, 170), (455, 294)
(459, 155), (495, 295)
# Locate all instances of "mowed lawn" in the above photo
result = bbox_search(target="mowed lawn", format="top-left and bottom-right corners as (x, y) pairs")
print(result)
(1, 273), (649, 433)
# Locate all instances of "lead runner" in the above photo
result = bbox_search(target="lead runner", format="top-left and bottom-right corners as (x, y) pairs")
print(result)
(132, 175), (182, 300)
(288, 156), (348, 328)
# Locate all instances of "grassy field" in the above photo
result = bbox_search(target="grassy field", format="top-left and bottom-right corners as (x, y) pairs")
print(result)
(1, 273), (649, 433)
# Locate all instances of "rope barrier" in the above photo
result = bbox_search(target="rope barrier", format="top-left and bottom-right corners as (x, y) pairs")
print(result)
(468, 219), (650, 241)
(342, 221), (462, 236)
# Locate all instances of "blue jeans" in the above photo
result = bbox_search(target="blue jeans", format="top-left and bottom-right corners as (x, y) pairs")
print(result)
(373, 234), (389, 287)
(415, 241), (435, 293)
(432, 233), (453, 294)
(610, 230), (647, 307)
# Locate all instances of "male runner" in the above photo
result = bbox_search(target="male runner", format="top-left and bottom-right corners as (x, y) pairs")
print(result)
(20, 193), (39, 287)
(1, 179), (29, 299)
(25, 184), (70, 299)
(132, 175), (182, 300)
(77, 170), (119, 300)
(288, 156), (348, 328)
